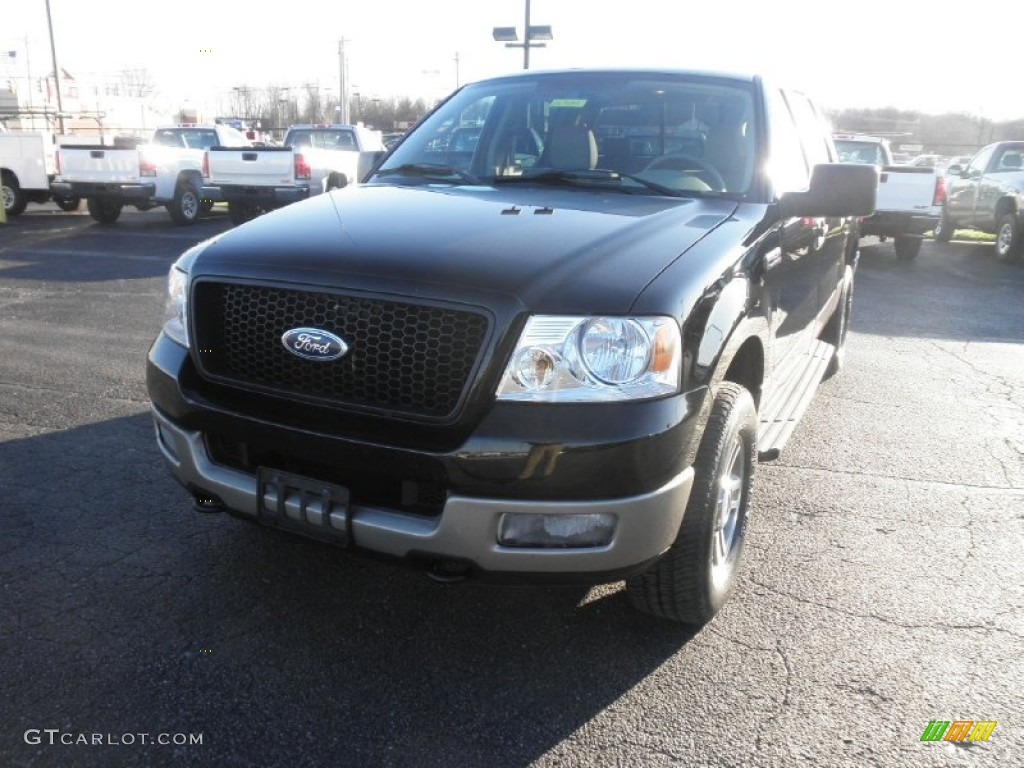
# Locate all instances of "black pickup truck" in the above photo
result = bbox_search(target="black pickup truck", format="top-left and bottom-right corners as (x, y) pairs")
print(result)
(147, 69), (875, 625)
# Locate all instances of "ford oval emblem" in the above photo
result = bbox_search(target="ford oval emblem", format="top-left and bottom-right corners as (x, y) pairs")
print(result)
(281, 327), (349, 362)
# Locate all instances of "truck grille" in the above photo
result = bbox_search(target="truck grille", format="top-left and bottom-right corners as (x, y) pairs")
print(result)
(191, 282), (490, 419)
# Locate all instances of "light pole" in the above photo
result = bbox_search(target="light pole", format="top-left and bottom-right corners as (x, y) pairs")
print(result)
(338, 39), (349, 124)
(492, 0), (552, 70)
(44, 0), (65, 133)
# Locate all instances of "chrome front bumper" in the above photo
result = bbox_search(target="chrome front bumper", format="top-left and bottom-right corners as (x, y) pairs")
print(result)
(151, 406), (694, 576)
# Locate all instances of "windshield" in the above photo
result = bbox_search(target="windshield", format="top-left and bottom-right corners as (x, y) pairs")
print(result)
(287, 129), (358, 151)
(372, 72), (758, 197)
(834, 140), (886, 166)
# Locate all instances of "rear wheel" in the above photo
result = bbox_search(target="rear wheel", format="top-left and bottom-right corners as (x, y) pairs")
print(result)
(626, 382), (757, 625)
(168, 181), (201, 225)
(2, 172), (28, 216)
(86, 197), (123, 224)
(894, 234), (922, 261)
(933, 209), (954, 243)
(994, 213), (1022, 263)
(54, 196), (81, 212)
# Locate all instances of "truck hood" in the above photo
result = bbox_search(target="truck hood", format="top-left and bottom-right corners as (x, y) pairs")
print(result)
(190, 184), (738, 314)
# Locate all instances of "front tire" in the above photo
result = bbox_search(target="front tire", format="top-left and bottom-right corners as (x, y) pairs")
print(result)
(994, 213), (1022, 263)
(626, 382), (757, 625)
(86, 197), (123, 224)
(168, 181), (201, 225)
(894, 234), (922, 261)
(2, 172), (28, 216)
(228, 201), (260, 226)
(823, 265), (854, 380)
(54, 196), (81, 212)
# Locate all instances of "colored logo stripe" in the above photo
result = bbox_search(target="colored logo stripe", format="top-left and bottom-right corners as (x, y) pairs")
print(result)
(920, 720), (997, 742)
(920, 721), (950, 741)
(967, 721), (997, 742)
(944, 721), (973, 742)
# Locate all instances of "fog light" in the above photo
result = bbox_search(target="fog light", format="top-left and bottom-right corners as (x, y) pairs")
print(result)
(498, 512), (616, 548)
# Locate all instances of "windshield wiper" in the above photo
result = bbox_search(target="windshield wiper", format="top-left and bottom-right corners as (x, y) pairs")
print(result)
(494, 168), (698, 197)
(374, 163), (482, 185)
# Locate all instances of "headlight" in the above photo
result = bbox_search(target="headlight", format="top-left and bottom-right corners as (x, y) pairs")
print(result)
(162, 265), (189, 348)
(497, 315), (680, 402)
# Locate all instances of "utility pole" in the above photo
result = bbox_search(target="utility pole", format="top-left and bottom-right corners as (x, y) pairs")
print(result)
(44, 0), (64, 134)
(24, 36), (35, 129)
(338, 39), (348, 125)
(524, 0), (532, 70)
(454, 51), (460, 90)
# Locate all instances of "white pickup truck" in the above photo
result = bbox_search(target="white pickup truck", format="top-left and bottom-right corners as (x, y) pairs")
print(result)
(206, 123), (385, 225)
(1, 130), (82, 216)
(282, 124), (385, 192)
(50, 124), (252, 225)
(833, 134), (946, 260)
(204, 146), (311, 225)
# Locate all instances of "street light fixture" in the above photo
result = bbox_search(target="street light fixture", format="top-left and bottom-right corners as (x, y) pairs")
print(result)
(492, 0), (552, 70)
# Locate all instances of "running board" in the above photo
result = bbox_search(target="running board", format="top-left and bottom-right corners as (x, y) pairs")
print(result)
(758, 339), (835, 461)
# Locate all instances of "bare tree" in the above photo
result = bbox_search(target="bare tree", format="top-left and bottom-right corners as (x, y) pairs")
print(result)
(119, 68), (156, 98)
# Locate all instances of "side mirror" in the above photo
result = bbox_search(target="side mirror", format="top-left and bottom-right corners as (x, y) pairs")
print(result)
(946, 164), (963, 177)
(778, 163), (878, 218)
(359, 150), (387, 182)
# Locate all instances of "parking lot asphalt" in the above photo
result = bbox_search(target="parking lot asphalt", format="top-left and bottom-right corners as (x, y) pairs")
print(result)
(1, 204), (1022, 767)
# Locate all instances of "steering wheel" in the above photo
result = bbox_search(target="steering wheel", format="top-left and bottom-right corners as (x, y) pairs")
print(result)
(643, 154), (726, 191)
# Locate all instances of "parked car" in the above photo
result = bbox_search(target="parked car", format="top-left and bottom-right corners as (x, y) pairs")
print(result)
(1, 130), (81, 216)
(205, 124), (385, 225)
(833, 134), (946, 260)
(147, 69), (875, 625)
(936, 141), (1024, 261)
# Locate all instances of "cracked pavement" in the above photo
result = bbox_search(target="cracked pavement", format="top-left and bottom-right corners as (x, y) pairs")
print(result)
(1, 208), (1022, 767)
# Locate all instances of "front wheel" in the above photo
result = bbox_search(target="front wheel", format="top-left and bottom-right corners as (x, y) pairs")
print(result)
(86, 197), (123, 224)
(626, 382), (757, 625)
(54, 196), (81, 212)
(994, 213), (1022, 263)
(228, 201), (260, 226)
(823, 265), (854, 380)
(894, 234), (922, 261)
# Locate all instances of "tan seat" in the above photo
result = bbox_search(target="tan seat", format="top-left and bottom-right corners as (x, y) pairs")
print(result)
(542, 124), (598, 170)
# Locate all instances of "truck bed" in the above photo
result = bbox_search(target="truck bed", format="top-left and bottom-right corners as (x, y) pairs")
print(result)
(206, 147), (297, 187)
(876, 164), (941, 214)
(57, 146), (141, 184)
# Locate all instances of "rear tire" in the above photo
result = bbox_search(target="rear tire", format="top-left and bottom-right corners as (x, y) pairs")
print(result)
(54, 196), (81, 212)
(994, 213), (1022, 263)
(2, 172), (28, 216)
(626, 382), (757, 625)
(933, 209), (954, 243)
(168, 181), (201, 225)
(86, 197), (123, 224)
(894, 234), (922, 261)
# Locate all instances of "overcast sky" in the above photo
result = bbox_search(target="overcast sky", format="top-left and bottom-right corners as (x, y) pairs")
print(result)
(4, 0), (1019, 121)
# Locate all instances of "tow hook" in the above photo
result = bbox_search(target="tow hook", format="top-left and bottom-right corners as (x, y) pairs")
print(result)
(191, 490), (225, 514)
(427, 561), (471, 584)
